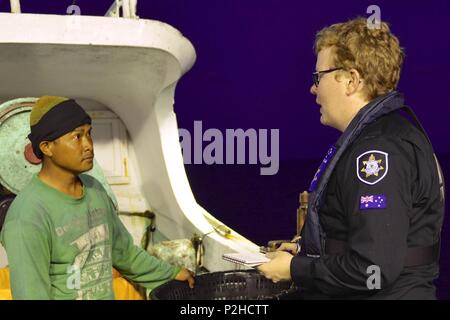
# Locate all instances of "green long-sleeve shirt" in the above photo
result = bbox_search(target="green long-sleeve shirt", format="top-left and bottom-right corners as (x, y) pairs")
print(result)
(0, 174), (180, 300)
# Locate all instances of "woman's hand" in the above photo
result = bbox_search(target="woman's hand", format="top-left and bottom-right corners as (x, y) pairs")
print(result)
(276, 242), (299, 255)
(258, 251), (293, 283)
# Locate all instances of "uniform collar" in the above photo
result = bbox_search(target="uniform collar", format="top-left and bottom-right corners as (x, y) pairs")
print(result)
(336, 91), (405, 148)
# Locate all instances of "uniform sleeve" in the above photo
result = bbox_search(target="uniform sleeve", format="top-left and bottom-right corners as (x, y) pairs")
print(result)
(291, 135), (414, 297)
(1, 219), (52, 299)
(110, 210), (180, 290)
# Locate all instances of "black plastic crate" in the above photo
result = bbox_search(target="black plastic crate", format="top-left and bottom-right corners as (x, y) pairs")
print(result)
(151, 270), (295, 300)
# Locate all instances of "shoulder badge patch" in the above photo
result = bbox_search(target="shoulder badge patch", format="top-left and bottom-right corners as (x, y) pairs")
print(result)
(356, 150), (388, 185)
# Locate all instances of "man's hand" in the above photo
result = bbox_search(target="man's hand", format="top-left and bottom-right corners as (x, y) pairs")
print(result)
(257, 251), (293, 283)
(174, 267), (195, 288)
(276, 242), (298, 255)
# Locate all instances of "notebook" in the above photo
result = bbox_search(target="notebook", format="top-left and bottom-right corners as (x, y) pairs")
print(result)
(222, 251), (270, 267)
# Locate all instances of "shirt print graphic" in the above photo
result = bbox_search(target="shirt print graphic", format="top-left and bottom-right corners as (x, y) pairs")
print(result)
(70, 223), (112, 300)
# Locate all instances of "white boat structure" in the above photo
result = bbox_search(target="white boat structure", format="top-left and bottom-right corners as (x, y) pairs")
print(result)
(0, 0), (259, 273)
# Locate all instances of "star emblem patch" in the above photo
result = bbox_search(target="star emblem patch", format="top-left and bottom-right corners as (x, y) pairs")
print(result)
(356, 150), (388, 185)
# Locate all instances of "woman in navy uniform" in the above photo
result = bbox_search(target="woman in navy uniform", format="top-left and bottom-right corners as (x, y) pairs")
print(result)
(258, 18), (445, 299)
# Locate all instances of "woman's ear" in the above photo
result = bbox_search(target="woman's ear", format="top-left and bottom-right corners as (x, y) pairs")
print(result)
(345, 68), (363, 96)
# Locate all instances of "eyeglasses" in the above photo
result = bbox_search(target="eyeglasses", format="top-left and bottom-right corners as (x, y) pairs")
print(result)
(312, 67), (343, 87)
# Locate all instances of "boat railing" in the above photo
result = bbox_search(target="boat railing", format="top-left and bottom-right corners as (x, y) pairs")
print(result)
(105, 0), (138, 19)
(9, 0), (20, 13)
(8, 0), (139, 19)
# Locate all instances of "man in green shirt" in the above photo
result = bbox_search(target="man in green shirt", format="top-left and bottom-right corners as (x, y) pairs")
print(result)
(0, 96), (194, 300)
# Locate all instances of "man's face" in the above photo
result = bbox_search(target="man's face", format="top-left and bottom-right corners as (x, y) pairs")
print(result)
(310, 47), (349, 131)
(44, 124), (94, 174)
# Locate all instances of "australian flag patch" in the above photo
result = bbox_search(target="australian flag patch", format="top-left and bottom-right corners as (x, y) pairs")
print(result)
(360, 194), (387, 210)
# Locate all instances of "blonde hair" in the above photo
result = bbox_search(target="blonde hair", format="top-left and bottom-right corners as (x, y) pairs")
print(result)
(314, 17), (404, 100)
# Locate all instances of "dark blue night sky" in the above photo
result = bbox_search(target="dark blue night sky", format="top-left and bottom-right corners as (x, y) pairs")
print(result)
(1, 0), (449, 298)
(4, 1), (448, 156)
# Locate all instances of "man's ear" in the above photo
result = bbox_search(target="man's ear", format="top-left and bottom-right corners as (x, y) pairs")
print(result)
(345, 68), (363, 96)
(39, 141), (53, 158)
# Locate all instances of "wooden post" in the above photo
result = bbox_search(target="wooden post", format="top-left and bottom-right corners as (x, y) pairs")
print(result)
(296, 191), (309, 239)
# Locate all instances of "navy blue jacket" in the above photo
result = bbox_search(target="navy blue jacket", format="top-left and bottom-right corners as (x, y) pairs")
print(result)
(292, 100), (445, 299)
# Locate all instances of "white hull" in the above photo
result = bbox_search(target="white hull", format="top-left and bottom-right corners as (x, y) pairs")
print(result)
(0, 13), (259, 271)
